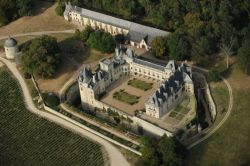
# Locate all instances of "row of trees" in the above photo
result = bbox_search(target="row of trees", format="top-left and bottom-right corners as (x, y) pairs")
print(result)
(137, 135), (186, 166)
(74, 26), (116, 53)
(0, 0), (33, 26)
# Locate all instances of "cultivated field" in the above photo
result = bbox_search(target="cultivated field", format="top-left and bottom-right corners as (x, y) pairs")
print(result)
(186, 66), (250, 166)
(0, 68), (105, 166)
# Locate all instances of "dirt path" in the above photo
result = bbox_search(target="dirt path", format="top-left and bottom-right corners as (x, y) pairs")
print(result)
(0, 30), (74, 41)
(0, 54), (130, 166)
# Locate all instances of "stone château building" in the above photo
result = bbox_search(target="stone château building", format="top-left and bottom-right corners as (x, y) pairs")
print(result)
(78, 47), (194, 119)
(63, 2), (169, 50)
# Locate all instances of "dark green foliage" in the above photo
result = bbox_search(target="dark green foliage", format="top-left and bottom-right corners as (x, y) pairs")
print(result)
(21, 35), (61, 79)
(114, 34), (125, 44)
(55, 2), (65, 16)
(42, 93), (60, 108)
(207, 69), (221, 82)
(0, 0), (33, 26)
(137, 135), (185, 166)
(87, 30), (115, 53)
(167, 33), (190, 61)
(150, 36), (168, 57)
(237, 33), (250, 75)
(74, 26), (94, 42)
(60, 0), (249, 68)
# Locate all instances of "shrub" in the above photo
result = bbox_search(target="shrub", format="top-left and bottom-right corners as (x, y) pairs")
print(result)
(42, 93), (60, 108)
(207, 69), (221, 82)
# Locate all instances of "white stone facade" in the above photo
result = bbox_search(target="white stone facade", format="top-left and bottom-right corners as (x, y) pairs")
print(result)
(78, 47), (194, 119)
(64, 2), (169, 51)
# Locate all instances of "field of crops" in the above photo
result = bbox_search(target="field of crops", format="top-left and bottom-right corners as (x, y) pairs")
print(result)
(0, 68), (105, 166)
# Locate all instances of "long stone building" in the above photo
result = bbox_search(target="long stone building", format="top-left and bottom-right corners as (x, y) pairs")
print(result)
(78, 47), (194, 119)
(63, 2), (169, 50)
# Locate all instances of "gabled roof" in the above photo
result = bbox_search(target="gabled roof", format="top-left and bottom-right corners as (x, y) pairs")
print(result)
(65, 4), (169, 45)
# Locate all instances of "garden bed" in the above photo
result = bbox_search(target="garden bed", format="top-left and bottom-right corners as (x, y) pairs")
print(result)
(113, 89), (140, 105)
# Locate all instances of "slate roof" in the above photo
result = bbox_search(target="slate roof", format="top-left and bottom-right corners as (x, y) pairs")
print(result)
(66, 4), (169, 45)
(4, 37), (17, 47)
(147, 66), (190, 107)
(134, 58), (166, 71)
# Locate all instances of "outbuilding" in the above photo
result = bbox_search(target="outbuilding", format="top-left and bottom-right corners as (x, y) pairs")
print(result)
(4, 37), (18, 59)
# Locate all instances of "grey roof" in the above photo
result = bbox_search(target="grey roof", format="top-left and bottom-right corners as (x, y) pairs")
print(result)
(4, 37), (17, 47)
(101, 59), (112, 65)
(146, 67), (189, 107)
(66, 4), (169, 45)
(134, 58), (165, 71)
(79, 67), (92, 83)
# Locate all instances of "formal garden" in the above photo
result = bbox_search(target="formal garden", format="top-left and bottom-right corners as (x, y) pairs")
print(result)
(128, 78), (153, 91)
(0, 68), (105, 166)
(113, 89), (140, 105)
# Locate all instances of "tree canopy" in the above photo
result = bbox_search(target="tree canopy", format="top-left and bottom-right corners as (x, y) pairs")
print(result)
(0, 0), (33, 26)
(21, 35), (61, 79)
(59, 0), (250, 72)
(86, 30), (115, 53)
(137, 135), (186, 166)
(150, 36), (168, 58)
(238, 33), (250, 75)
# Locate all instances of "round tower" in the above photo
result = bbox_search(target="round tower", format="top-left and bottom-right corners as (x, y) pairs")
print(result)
(4, 37), (18, 59)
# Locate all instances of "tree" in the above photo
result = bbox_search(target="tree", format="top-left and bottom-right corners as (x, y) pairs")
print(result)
(158, 135), (183, 166)
(21, 35), (61, 78)
(137, 135), (185, 166)
(167, 33), (190, 60)
(55, 2), (65, 16)
(87, 30), (115, 53)
(151, 36), (168, 58)
(207, 69), (221, 82)
(74, 26), (94, 42)
(220, 36), (235, 69)
(238, 35), (250, 75)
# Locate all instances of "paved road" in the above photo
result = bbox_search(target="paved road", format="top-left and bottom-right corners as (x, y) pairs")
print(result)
(0, 30), (75, 40)
(187, 66), (234, 149)
(0, 54), (130, 166)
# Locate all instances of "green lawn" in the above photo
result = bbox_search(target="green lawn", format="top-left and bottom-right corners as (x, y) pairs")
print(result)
(0, 68), (105, 166)
(210, 83), (229, 114)
(186, 90), (250, 166)
(113, 90), (139, 105)
(128, 78), (153, 91)
(186, 68), (250, 166)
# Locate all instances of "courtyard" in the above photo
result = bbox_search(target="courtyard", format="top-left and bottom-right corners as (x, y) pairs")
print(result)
(101, 75), (161, 116)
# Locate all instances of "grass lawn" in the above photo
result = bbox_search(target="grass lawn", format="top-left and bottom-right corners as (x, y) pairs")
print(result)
(186, 67), (250, 166)
(113, 90), (140, 105)
(0, 1), (75, 36)
(169, 111), (178, 118)
(0, 68), (105, 166)
(128, 78), (153, 91)
(168, 96), (192, 121)
(210, 82), (229, 114)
